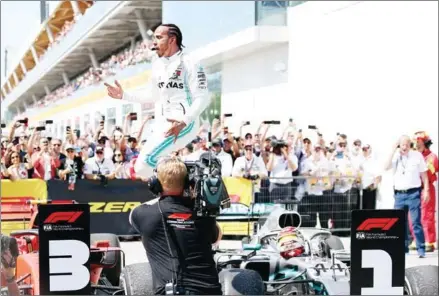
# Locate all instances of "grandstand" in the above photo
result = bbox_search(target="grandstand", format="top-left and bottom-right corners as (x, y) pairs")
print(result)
(1, 1), (162, 137)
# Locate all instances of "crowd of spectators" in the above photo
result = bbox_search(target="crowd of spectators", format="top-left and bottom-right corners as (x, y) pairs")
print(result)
(1, 115), (384, 208)
(33, 39), (153, 109)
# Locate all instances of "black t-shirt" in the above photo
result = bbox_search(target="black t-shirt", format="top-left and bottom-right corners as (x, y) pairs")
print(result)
(58, 157), (84, 180)
(130, 196), (222, 295)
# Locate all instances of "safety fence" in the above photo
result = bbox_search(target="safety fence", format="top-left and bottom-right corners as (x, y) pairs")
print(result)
(1, 175), (366, 236)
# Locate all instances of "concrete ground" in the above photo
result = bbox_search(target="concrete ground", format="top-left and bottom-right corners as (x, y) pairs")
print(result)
(121, 238), (438, 268)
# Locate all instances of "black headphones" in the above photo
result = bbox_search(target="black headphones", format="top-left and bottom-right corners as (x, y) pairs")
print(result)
(148, 158), (191, 195)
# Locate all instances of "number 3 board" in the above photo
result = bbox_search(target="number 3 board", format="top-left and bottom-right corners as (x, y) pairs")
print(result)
(38, 203), (91, 295)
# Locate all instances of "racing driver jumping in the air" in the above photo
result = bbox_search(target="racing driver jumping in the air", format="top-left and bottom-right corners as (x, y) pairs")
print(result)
(105, 24), (210, 178)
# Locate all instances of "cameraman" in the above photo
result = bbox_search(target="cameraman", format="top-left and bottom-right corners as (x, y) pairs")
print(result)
(266, 140), (298, 202)
(129, 157), (223, 295)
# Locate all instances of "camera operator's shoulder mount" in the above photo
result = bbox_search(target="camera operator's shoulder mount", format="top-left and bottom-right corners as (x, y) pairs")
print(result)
(148, 133), (231, 217)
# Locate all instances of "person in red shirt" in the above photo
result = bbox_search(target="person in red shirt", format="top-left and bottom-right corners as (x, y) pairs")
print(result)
(409, 131), (438, 252)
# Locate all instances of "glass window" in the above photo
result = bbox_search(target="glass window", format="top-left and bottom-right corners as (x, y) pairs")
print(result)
(200, 69), (222, 124)
(163, 1), (256, 51)
(256, 1), (288, 26)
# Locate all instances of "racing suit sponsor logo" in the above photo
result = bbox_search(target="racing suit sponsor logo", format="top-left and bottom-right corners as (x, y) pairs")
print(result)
(158, 81), (184, 89)
(89, 201), (141, 213)
(197, 71), (207, 89)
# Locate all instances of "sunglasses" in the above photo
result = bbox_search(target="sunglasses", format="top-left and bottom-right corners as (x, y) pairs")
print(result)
(115, 154), (122, 157)
(354, 142), (361, 146)
(339, 143), (347, 147)
(41, 141), (48, 144)
(96, 151), (103, 154)
(66, 149), (74, 153)
(244, 146), (253, 151)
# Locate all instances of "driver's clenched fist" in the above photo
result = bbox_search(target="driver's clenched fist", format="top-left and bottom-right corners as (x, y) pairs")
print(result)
(104, 80), (123, 99)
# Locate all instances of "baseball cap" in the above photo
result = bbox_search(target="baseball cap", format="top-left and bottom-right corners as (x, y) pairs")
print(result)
(65, 144), (74, 151)
(212, 138), (222, 146)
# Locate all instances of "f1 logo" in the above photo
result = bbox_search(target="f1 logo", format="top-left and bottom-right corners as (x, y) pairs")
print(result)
(356, 218), (398, 231)
(49, 240), (89, 292)
(44, 211), (83, 224)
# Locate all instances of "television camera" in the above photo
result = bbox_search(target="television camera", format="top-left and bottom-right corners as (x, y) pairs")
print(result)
(149, 133), (230, 217)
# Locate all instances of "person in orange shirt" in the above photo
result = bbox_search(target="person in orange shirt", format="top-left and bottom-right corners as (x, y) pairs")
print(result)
(409, 131), (438, 252)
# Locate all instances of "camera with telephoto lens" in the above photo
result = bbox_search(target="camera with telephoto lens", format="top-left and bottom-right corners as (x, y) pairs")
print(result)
(271, 139), (287, 149)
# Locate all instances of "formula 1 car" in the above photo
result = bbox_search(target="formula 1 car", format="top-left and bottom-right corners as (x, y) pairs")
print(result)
(0, 199), (124, 295)
(118, 207), (438, 295)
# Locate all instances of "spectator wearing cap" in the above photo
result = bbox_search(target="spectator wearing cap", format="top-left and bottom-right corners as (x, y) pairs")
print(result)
(331, 139), (356, 194)
(184, 137), (204, 161)
(408, 131), (438, 252)
(350, 139), (365, 170)
(58, 144), (84, 182)
(222, 134), (240, 164)
(125, 137), (139, 161)
(232, 140), (267, 182)
(266, 138), (298, 202)
(211, 138), (233, 177)
(84, 146), (116, 181)
(359, 144), (381, 210)
(385, 135), (429, 257)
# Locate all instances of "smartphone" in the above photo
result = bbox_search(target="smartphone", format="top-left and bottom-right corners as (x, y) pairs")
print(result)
(308, 125), (317, 130)
(66, 126), (71, 132)
(263, 121), (280, 125)
(1, 123), (5, 128)
(130, 112), (138, 121)
(101, 115), (105, 121)
(244, 121), (250, 126)
(12, 137), (19, 145)
(36, 126), (45, 131)
(74, 129), (80, 138)
(151, 115), (155, 119)
(18, 119), (28, 124)
(289, 118), (293, 123)
(47, 137), (52, 142)
(318, 133), (323, 137)
(45, 120), (53, 124)
(336, 132), (340, 136)
(298, 129), (302, 133)
(224, 113), (233, 118)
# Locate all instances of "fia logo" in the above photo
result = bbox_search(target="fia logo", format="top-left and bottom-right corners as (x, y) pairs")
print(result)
(43, 224), (53, 232)
(356, 232), (365, 240)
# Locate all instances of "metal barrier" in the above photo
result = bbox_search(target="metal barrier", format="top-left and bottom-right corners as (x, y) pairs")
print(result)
(254, 176), (362, 232)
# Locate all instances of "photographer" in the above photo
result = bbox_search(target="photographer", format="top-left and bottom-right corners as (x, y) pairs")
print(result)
(129, 157), (222, 295)
(83, 146), (116, 184)
(266, 139), (298, 202)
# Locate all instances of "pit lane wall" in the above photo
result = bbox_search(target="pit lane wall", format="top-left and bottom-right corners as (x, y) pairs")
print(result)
(1, 176), (361, 236)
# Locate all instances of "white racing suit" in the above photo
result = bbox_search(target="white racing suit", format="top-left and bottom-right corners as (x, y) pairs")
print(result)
(122, 51), (210, 178)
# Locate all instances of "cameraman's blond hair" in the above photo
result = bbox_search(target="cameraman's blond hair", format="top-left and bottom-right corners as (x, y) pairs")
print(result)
(157, 156), (187, 191)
